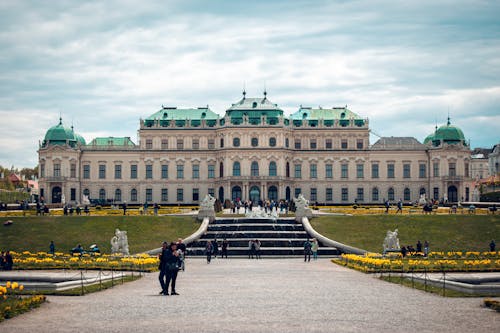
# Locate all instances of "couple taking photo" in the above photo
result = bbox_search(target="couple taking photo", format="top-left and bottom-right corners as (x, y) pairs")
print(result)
(158, 239), (185, 296)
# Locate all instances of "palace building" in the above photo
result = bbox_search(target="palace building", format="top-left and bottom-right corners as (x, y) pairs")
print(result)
(38, 92), (473, 205)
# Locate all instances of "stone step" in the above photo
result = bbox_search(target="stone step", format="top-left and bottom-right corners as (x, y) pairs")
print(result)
(212, 218), (296, 225)
(189, 239), (317, 248)
(200, 231), (309, 239)
(207, 224), (305, 231)
(186, 247), (340, 256)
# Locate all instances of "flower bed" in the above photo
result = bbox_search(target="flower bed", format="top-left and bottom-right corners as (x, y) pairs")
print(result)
(0, 281), (46, 321)
(0, 206), (198, 217)
(334, 252), (500, 273)
(11, 251), (159, 272)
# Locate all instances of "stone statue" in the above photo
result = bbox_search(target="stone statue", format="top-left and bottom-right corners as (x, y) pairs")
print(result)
(418, 194), (427, 206)
(198, 194), (216, 221)
(294, 194), (313, 221)
(111, 228), (130, 255)
(383, 229), (400, 253)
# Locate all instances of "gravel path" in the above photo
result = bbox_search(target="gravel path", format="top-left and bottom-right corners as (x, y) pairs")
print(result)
(2, 258), (498, 333)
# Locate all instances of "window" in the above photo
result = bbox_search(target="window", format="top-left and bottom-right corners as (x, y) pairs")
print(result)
(341, 139), (348, 149)
(233, 162), (241, 176)
(208, 164), (215, 179)
(404, 188), (411, 201)
(286, 162), (290, 178)
(40, 163), (45, 178)
(161, 189), (168, 202)
(161, 139), (168, 149)
(177, 165), (184, 179)
(269, 137), (276, 147)
(146, 164), (153, 179)
(53, 163), (61, 177)
(83, 165), (90, 179)
(220, 138), (224, 148)
(251, 161), (259, 176)
(130, 164), (137, 179)
(371, 164), (379, 179)
(403, 164), (411, 178)
(251, 138), (258, 147)
(433, 162), (440, 177)
(449, 162), (456, 177)
(310, 188), (317, 201)
(70, 164), (76, 178)
(326, 188), (333, 201)
(419, 164), (426, 178)
(310, 164), (317, 178)
(83, 188), (90, 197)
(177, 139), (184, 150)
(269, 162), (277, 177)
(161, 165), (168, 179)
(208, 139), (215, 149)
(177, 189), (183, 202)
(71, 188), (76, 201)
(294, 164), (302, 178)
(388, 188), (395, 201)
(192, 188), (199, 202)
(115, 189), (121, 202)
(387, 164), (395, 178)
(357, 188), (364, 201)
(233, 138), (240, 147)
(325, 164), (333, 179)
(99, 189), (106, 201)
(372, 188), (379, 201)
(341, 163), (348, 179)
(341, 188), (348, 201)
(465, 163), (469, 177)
(192, 165), (199, 179)
(356, 164), (364, 178)
(219, 162), (224, 177)
(285, 138), (289, 148)
(420, 188), (426, 196)
(146, 139), (152, 149)
(146, 188), (152, 202)
(465, 187), (470, 201)
(294, 188), (302, 198)
(130, 189), (137, 202)
(99, 164), (106, 179)
(356, 139), (364, 149)
(208, 188), (215, 197)
(294, 140), (301, 149)
(433, 187), (439, 200)
(114, 165), (121, 179)
(310, 139), (317, 149)
(192, 139), (199, 150)
(325, 139), (332, 149)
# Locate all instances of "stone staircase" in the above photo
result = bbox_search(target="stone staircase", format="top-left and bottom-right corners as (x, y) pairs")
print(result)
(186, 218), (340, 257)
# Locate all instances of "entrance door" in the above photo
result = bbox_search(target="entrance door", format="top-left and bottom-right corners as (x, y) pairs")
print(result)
(447, 185), (458, 203)
(52, 186), (62, 203)
(231, 186), (242, 202)
(249, 186), (260, 203)
(268, 186), (278, 202)
(285, 187), (291, 201)
(218, 187), (224, 202)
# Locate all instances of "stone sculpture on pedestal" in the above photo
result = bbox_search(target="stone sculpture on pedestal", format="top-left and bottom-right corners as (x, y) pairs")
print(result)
(111, 228), (130, 256)
(294, 194), (313, 221)
(198, 194), (216, 221)
(382, 229), (400, 254)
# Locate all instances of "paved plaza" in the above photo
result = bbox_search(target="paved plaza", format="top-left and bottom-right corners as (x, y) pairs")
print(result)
(2, 258), (498, 333)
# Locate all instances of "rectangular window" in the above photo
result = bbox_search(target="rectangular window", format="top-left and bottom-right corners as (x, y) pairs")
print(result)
(419, 164), (426, 178)
(192, 188), (199, 201)
(146, 164), (153, 179)
(341, 164), (348, 179)
(146, 139), (152, 149)
(326, 188), (333, 201)
(40, 164), (45, 178)
(130, 164), (137, 179)
(208, 165), (215, 179)
(99, 164), (106, 179)
(294, 140), (301, 149)
(356, 164), (364, 179)
(177, 189), (183, 202)
(161, 139), (168, 149)
(53, 164), (61, 177)
(161, 165), (168, 179)
(465, 187), (470, 201)
(433, 187), (439, 200)
(325, 164), (333, 179)
(161, 188), (168, 202)
(83, 165), (90, 179)
(177, 139), (184, 150)
(357, 188), (364, 201)
(433, 162), (439, 177)
(114, 165), (122, 179)
(70, 164), (76, 178)
(294, 188), (302, 198)
(177, 165), (184, 179)
(131, 189), (137, 202)
(192, 139), (199, 150)
(356, 139), (363, 149)
(449, 162), (456, 177)
(192, 165), (199, 179)
(310, 164), (317, 178)
(208, 139), (215, 149)
(208, 188), (215, 197)
(403, 164), (411, 178)
(70, 188), (76, 201)
(465, 163), (469, 177)
(371, 164), (379, 179)
(372, 188), (379, 201)
(294, 164), (302, 178)
(325, 139), (332, 149)
(387, 164), (395, 178)
(341, 188), (348, 202)
(310, 188), (317, 201)
(146, 188), (152, 202)
(310, 139), (317, 149)
(341, 139), (348, 149)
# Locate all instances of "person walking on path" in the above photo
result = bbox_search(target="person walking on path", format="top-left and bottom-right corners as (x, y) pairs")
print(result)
(311, 238), (319, 260)
(254, 239), (261, 259)
(49, 241), (55, 255)
(122, 202), (127, 215)
(211, 239), (219, 258)
(303, 239), (312, 262)
(490, 240), (496, 252)
(165, 242), (180, 296)
(158, 242), (169, 295)
(205, 241), (213, 264)
(424, 240), (430, 257)
(248, 240), (255, 259)
(384, 199), (390, 214)
(396, 199), (403, 214)
(416, 240), (422, 254)
(221, 238), (229, 258)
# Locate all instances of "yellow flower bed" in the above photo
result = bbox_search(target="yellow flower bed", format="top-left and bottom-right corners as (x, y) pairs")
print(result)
(320, 206), (490, 215)
(0, 206), (198, 217)
(0, 281), (46, 321)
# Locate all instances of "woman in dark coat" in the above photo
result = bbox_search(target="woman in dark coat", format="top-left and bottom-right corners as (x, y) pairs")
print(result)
(165, 242), (181, 295)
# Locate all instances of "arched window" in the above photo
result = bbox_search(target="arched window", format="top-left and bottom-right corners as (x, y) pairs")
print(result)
(251, 138), (258, 147)
(233, 137), (240, 147)
(372, 187), (379, 201)
(404, 188), (411, 201)
(99, 189), (106, 201)
(114, 189), (122, 202)
(251, 161), (259, 176)
(419, 187), (426, 196)
(269, 137), (276, 147)
(268, 186), (278, 201)
(130, 189), (137, 202)
(233, 162), (241, 176)
(219, 162), (224, 178)
(388, 187), (395, 201)
(269, 161), (277, 176)
(83, 188), (90, 197)
(220, 138), (224, 148)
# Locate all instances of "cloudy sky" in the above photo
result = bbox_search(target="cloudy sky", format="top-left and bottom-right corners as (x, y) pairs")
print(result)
(1, 0), (499, 168)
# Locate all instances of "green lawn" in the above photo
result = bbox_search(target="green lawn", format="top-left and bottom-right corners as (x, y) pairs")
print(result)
(311, 215), (500, 253)
(0, 215), (199, 254)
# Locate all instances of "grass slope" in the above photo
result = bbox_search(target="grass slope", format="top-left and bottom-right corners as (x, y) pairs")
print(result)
(311, 215), (500, 253)
(0, 215), (198, 254)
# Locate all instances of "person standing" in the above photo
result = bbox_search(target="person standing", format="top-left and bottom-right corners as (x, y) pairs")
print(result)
(311, 238), (319, 260)
(254, 239), (261, 259)
(49, 241), (55, 255)
(205, 241), (213, 264)
(384, 199), (390, 214)
(221, 238), (229, 258)
(176, 238), (186, 271)
(153, 203), (159, 216)
(303, 239), (312, 262)
(4, 251), (13, 270)
(424, 240), (430, 257)
(158, 242), (169, 295)
(416, 240), (422, 253)
(490, 240), (496, 252)
(396, 199), (403, 214)
(211, 238), (219, 258)
(248, 240), (255, 259)
(143, 202), (148, 215)
(165, 242), (180, 295)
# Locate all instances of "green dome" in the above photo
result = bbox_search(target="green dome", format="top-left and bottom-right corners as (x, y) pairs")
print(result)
(42, 118), (85, 147)
(425, 118), (467, 147)
(423, 133), (435, 145)
(74, 133), (86, 145)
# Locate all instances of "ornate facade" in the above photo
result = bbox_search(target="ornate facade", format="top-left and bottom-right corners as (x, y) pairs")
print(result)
(38, 92), (474, 205)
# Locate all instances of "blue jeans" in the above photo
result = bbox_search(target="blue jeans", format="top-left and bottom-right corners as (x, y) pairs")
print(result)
(159, 269), (167, 292)
(313, 251), (318, 260)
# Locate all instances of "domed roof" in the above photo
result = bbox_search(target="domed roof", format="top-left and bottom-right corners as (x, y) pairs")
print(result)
(42, 118), (85, 147)
(423, 133), (435, 145)
(425, 118), (467, 147)
(74, 132), (86, 145)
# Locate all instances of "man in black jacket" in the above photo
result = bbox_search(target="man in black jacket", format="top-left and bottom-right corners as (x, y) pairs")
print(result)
(158, 242), (169, 295)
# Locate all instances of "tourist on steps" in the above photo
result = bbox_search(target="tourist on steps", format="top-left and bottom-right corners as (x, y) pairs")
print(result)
(304, 239), (312, 262)
(221, 238), (229, 258)
(254, 239), (261, 259)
